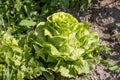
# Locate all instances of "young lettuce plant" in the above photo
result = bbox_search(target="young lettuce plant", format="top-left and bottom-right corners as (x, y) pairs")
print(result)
(34, 12), (101, 78)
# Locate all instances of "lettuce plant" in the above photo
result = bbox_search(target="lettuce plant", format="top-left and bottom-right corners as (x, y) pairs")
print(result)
(34, 12), (100, 78)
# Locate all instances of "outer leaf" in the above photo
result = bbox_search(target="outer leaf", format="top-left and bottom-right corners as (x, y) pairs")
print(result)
(19, 19), (36, 27)
(17, 70), (24, 80)
(60, 0), (69, 10)
(50, 0), (59, 7)
(15, 0), (22, 11)
(43, 72), (54, 80)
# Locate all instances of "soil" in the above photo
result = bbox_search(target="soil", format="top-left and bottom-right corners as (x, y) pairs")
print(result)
(33, 0), (120, 80)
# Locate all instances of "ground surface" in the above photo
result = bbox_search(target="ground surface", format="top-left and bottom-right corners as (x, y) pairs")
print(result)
(33, 0), (120, 80)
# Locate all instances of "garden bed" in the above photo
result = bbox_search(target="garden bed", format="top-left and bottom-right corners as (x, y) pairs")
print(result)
(0, 0), (120, 80)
